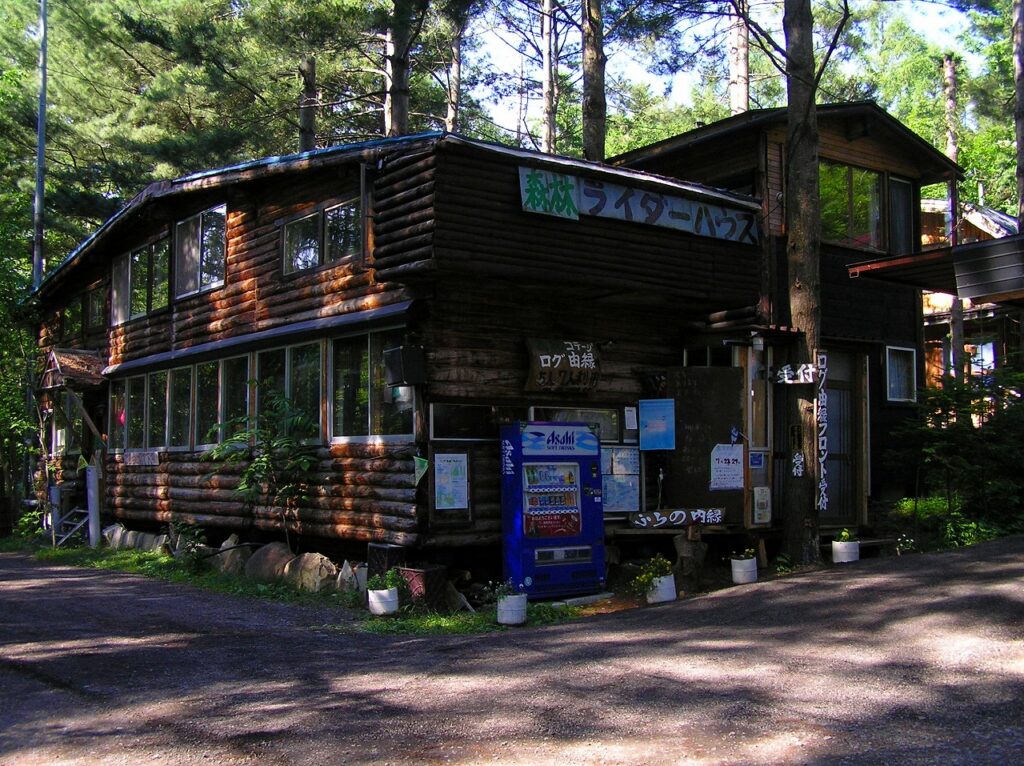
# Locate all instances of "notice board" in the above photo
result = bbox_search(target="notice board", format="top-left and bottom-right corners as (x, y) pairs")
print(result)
(664, 367), (745, 524)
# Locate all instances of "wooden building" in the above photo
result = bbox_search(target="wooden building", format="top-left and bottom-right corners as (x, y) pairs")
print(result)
(33, 132), (766, 552)
(612, 102), (961, 522)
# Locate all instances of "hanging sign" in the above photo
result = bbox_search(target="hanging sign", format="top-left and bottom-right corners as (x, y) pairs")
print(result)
(525, 339), (601, 391)
(629, 508), (725, 529)
(772, 363), (818, 384)
(816, 351), (830, 512)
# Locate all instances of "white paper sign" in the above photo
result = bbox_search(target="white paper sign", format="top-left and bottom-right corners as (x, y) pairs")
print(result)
(710, 443), (744, 490)
(434, 453), (469, 510)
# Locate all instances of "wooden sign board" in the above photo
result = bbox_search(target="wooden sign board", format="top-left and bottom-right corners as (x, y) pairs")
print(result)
(525, 339), (601, 391)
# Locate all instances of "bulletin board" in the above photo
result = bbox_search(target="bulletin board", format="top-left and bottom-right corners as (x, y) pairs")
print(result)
(663, 367), (745, 524)
(428, 446), (473, 526)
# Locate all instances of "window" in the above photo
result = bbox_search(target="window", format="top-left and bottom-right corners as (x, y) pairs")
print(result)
(332, 330), (413, 438)
(175, 205), (226, 297)
(195, 361), (220, 447)
(256, 344), (322, 440)
(283, 195), (361, 274)
(62, 300), (82, 340)
(169, 367), (193, 447)
(148, 370), (168, 448)
(430, 404), (526, 441)
(113, 237), (170, 325)
(886, 346), (917, 402)
(126, 376), (147, 449)
(222, 356), (250, 437)
(820, 161), (883, 250)
(51, 392), (82, 456)
(86, 288), (105, 331)
(888, 178), (914, 255)
(109, 380), (126, 451)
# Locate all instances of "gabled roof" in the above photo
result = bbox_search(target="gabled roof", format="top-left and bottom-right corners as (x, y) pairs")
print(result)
(37, 132), (761, 299)
(39, 349), (106, 390)
(609, 101), (962, 185)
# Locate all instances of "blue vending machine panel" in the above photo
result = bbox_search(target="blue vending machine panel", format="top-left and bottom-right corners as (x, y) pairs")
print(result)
(501, 422), (606, 599)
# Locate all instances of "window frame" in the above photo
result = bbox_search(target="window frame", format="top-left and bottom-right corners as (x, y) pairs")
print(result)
(280, 185), (364, 276)
(819, 159), (885, 253)
(113, 234), (171, 326)
(175, 204), (227, 299)
(885, 346), (918, 403)
(329, 328), (415, 444)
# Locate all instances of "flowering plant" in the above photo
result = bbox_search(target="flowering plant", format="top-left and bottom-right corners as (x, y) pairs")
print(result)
(730, 548), (757, 561)
(834, 528), (858, 542)
(481, 579), (524, 603)
(627, 554), (674, 597)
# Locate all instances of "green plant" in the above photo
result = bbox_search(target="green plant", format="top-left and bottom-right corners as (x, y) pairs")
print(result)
(773, 553), (796, 574)
(480, 578), (524, 604)
(895, 533), (916, 554)
(366, 567), (403, 591)
(169, 520), (207, 572)
(834, 528), (857, 542)
(730, 547), (757, 560)
(627, 554), (673, 597)
(203, 385), (318, 552)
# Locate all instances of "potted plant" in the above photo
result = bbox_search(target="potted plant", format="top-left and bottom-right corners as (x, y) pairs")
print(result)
(832, 528), (860, 563)
(485, 580), (528, 625)
(366, 567), (402, 615)
(628, 554), (676, 604)
(730, 548), (758, 584)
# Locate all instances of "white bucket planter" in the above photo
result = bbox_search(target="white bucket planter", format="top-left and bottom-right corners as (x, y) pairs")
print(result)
(496, 593), (528, 625)
(367, 587), (399, 615)
(832, 540), (860, 564)
(646, 574), (677, 604)
(731, 557), (757, 584)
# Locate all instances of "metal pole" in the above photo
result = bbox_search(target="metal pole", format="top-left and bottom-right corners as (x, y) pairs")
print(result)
(31, 0), (48, 291)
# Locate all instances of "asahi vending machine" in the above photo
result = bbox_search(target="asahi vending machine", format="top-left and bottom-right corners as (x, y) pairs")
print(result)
(500, 422), (605, 599)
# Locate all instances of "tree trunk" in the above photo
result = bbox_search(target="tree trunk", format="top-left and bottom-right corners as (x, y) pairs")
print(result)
(1015, 0), (1024, 223)
(541, 0), (556, 153)
(728, 0), (750, 115)
(384, 0), (414, 137)
(783, 0), (821, 564)
(445, 25), (463, 132)
(582, 0), (606, 161)
(298, 54), (317, 152)
(944, 52), (965, 385)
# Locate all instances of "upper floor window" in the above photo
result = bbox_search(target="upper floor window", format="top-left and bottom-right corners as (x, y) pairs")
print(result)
(283, 195), (361, 275)
(820, 161), (883, 251)
(86, 287), (106, 331)
(112, 237), (169, 325)
(61, 300), (82, 340)
(175, 204), (226, 297)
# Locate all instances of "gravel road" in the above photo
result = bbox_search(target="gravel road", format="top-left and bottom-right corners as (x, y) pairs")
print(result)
(1, 536), (1023, 765)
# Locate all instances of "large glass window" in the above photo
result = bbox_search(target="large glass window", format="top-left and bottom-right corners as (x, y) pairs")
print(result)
(109, 380), (126, 451)
(222, 356), (250, 436)
(176, 205), (226, 297)
(127, 376), (147, 449)
(888, 178), (914, 255)
(148, 370), (168, 448)
(820, 161), (883, 250)
(195, 361), (220, 446)
(62, 300), (82, 340)
(332, 330), (413, 438)
(169, 367), (193, 447)
(86, 287), (105, 331)
(283, 195), (362, 274)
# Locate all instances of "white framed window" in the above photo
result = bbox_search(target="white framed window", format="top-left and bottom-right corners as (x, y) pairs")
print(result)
(282, 194), (362, 275)
(886, 346), (917, 402)
(114, 237), (170, 325)
(331, 329), (414, 440)
(175, 204), (226, 297)
(168, 366), (193, 448)
(256, 343), (323, 442)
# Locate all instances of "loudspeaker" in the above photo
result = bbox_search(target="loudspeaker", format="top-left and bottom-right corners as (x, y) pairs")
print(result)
(383, 345), (425, 386)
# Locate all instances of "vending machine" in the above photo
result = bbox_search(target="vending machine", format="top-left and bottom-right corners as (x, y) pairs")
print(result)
(500, 422), (606, 599)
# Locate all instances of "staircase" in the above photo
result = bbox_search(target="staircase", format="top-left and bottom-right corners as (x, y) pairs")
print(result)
(49, 506), (91, 548)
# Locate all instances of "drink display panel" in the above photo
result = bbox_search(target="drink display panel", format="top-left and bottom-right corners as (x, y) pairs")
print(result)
(523, 462), (581, 538)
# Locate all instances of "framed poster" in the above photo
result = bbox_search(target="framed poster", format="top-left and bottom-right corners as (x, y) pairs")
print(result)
(429, 447), (472, 526)
(639, 399), (676, 451)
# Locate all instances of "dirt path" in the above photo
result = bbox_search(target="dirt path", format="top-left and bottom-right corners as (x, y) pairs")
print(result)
(2, 537), (1023, 765)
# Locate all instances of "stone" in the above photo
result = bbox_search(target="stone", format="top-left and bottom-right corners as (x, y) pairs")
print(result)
(103, 523), (127, 549)
(123, 530), (140, 549)
(445, 582), (475, 613)
(335, 560), (358, 592)
(244, 542), (297, 583)
(212, 535), (251, 577)
(283, 552), (339, 592)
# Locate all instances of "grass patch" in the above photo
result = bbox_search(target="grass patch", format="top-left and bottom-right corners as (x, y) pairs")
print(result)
(353, 602), (582, 635)
(33, 545), (356, 609)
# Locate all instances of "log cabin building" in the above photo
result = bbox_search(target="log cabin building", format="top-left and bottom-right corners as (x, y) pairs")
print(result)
(34, 103), (958, 562)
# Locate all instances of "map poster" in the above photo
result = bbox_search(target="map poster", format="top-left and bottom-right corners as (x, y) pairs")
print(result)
(434, 453), (469, 510)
